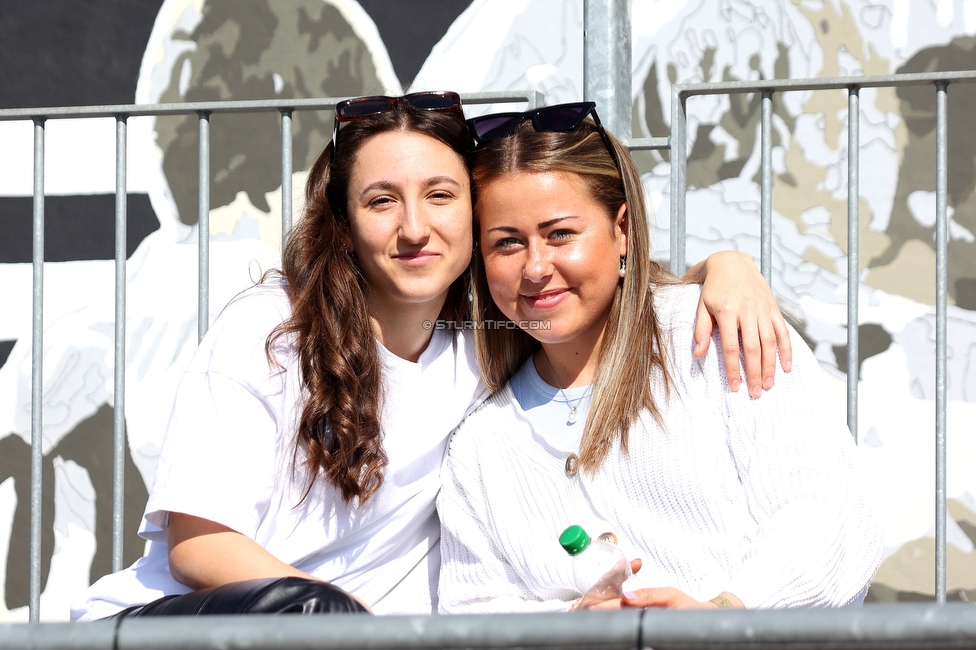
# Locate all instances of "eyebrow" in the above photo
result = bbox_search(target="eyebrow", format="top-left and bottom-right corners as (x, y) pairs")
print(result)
(358, 175), (463, 200)
(486, 216), (577, 234)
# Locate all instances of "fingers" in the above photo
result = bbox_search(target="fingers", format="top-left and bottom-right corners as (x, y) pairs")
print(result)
(772, 311), (793, 373)
(759, 318), (778, 391)
(630, 558), (643, 574)
(694, 299), (714, 360)
(714, 312), (744, 393)
(621, 587), (681, 609)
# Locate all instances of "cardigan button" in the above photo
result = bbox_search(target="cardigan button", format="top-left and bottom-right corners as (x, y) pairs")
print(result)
(598, 532), (618, 545)
(565, 454), (579, 477)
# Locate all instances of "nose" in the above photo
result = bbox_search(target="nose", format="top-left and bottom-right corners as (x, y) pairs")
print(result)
(522, 241), (552, 283)
(398, 200), (430, 243)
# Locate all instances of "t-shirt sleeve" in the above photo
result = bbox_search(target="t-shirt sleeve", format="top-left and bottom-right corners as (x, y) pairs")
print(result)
(140, 288), (288, 543)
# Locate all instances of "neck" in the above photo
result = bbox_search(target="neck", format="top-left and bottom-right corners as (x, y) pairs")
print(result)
(534, 335), (605, 390)
(368, 291), (448, 363)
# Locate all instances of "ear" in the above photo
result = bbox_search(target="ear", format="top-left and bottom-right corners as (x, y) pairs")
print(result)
(615, 203), (629, 258)
(338, 224), (355, 255)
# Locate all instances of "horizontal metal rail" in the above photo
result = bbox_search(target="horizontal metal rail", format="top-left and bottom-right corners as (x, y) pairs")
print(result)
(0, 91), (545, 121)
(4, 605), (976, 650)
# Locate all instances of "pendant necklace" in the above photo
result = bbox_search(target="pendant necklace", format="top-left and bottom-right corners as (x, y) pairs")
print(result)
(541, 350), (591, 424)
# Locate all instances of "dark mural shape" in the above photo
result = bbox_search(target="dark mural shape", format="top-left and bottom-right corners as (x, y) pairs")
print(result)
(0, 195), (159, 264)
(884, 37), (976, 309)
(0, 342), (14, 370)
(156, 0), (387, 226)
(155, 0), (475, 227)
(832, 323), (894, 379)
(357, 0), (472, 87)
(0, 0), (165, 109)
(0, 404), (147, 609)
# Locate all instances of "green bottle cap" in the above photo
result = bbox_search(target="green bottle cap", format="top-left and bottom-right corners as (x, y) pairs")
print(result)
(559, 525), (591, 555)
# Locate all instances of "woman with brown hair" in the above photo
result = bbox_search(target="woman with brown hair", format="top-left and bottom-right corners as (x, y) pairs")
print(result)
(72, 93), (788, 621)
(437, 103), (882, 613)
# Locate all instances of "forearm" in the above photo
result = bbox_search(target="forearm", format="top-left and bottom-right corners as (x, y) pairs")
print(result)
(167, 512), (314, 590)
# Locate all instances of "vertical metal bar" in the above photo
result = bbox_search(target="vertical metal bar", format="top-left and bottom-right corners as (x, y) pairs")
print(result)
(113, 115), (128, 572)
(760, 90), (773, 284)
(669, 89), (687, 275)
(847, 88), (860, 442)
(30, 118), (45, 622)
(583, 0), (631, 138)
(934, 82), (948, 604)
(198, 112), (210, 342)
(280, 109), (293, 244)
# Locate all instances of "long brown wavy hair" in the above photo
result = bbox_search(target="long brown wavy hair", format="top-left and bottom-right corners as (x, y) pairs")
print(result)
(470, 118), (680, 472)
(267, 102), (472, 504)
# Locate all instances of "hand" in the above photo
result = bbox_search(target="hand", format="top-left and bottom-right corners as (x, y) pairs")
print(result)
(620, 587), (743, 610)
(687, 251), (792, 397)
(575, 559), (643, 611)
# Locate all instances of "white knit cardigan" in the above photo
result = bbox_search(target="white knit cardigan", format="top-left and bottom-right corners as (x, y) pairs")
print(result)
(437, 284), (883, 613)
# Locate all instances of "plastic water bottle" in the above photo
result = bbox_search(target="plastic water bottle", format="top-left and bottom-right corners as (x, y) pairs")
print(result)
(559, 525), (633, 608)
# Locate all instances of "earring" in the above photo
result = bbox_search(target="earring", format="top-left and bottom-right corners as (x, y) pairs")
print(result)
(619, 257), (626, 278)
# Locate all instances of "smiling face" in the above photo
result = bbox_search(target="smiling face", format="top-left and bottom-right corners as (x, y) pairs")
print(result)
(345, 130), (473, 317)
(478, 170), (627, 355)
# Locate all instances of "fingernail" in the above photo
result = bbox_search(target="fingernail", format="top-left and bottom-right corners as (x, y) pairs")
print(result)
(764, 377), (773, 389)
(623, 592), (637, 600)
(693, 342), (701, 355)
(785, 360), (792, 372)
(750, 384), (761, 398)
(730, 379), (740, 392)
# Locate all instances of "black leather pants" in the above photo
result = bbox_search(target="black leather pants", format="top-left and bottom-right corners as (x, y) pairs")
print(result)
(113, 577), (369, 617)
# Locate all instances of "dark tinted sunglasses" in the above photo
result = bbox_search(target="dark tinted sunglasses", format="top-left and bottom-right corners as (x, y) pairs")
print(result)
(331, 91), (463, 149)
(466, 101), (620, 170)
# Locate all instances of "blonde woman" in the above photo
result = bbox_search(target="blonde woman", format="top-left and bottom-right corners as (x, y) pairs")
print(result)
(437, 103), (882, 613)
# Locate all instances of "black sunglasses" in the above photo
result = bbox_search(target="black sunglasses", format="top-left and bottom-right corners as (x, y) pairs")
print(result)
(466, 101), (620, 170)
(331, 91), (463, 149)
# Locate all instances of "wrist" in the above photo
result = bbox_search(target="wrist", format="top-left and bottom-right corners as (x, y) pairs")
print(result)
(709, 592), (743, 609)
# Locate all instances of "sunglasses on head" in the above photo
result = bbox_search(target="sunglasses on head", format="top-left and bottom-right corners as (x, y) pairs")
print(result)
(331, 91), (463, 149)
(466, 101), (620, 170)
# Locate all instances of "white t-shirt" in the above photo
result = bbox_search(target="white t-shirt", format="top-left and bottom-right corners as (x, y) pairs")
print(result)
(71, 282), (485, 621)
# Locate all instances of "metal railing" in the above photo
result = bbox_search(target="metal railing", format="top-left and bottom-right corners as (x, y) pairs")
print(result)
(0, 11), (972, 648)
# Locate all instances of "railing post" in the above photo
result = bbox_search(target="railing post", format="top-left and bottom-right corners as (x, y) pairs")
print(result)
(669, 88), (687, 275)
(583, 0), (631, 139)
(280, 109), (293, 244)
(847, 87), (860, 443)
(760, 90), (773, 284)
(30, 117), (46, 622)
(113, 114), (128, 572)
(198, 111), (211, 342)
(935, 82), (948, 604)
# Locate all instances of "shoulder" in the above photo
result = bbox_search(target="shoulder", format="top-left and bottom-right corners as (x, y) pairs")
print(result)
(217, 281), (292, 328)
(448, 387), (522, 458)
(650, 283), (702, 333)
(187, 281), (294, 374)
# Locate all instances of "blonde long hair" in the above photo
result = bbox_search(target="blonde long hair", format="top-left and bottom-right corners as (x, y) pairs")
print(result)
(470, 118), (679, 471)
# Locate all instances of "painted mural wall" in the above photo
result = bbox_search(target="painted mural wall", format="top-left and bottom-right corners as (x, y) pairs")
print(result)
(0, 0), (975, 620)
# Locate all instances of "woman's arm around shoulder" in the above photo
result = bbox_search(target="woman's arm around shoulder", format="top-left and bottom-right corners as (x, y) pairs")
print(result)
(717, 321), (883, 607)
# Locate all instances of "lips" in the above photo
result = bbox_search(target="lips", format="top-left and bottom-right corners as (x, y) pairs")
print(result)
(393, 250), (439, 266)
(522, 288), (570, 310)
